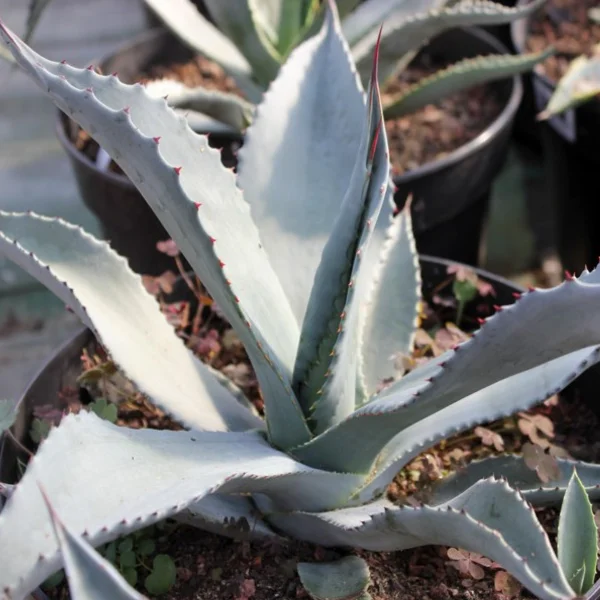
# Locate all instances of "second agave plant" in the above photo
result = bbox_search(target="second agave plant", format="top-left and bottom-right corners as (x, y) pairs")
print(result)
(2, 2), (600, 600)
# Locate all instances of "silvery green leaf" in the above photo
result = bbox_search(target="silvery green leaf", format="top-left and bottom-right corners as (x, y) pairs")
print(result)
(292, 269), (600, 475)
(237, 2), (365, 333)
(557, 470), (597, 594)
(0, 212), (260, 433)
(342, 0), (443, 46)
(352, 344), (600, 503)
(0, 22), (311, 450)
(144, 79), (254, 131)
(203, 0), (281, 85)
(384, 48), (554, 119)
(272, 478), (576, 600)
(540, 47), (600, 119)
(0, 412), (363, 598)
(142, 0), (263, 101)
(40, 489), (146, 599)
(301, 30), (393, 432)
(297, 556), (372, 600)
(358, 202), (420, 399)
(351, 0), (548, 84)
(428, 455), (600, 506)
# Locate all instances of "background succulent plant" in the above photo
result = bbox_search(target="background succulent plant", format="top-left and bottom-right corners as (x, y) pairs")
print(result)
(2, 4), (600, 600)
(539, 42), (600, 119)
(144, 0), (553, 128)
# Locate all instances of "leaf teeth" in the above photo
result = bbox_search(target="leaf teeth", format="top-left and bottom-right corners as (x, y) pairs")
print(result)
(173, 166), (182, 175)
(193, 202), (202, 209)
(152, 136), (161, 144)
(564, 270), (574, 281)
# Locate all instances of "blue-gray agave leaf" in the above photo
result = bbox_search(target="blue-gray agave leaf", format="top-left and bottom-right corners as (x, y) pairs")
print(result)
(40, 487), (147, 600)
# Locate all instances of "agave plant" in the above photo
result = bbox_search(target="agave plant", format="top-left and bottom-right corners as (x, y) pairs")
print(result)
(539, 45), (600, 119)
(3, 4), (600, 600)
(144, 0), (553, 127)
(534, 5), (600, 120)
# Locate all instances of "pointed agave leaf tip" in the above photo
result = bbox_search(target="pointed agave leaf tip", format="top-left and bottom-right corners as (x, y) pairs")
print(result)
(370, 24), (383, 92)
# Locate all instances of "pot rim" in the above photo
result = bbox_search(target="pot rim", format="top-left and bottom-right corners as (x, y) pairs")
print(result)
(55, 26), (522, 187)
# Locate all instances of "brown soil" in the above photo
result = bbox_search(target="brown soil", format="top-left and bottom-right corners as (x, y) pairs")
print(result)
(158, 531), (529, 600)
(526, 0), (600, 82)
(384, 54), (503, 175)
(21, 264), (600, 599)
(72, 55), (244, 174)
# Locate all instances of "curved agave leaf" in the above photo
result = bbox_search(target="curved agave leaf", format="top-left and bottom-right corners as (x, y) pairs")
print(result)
(0, 23), (311, 450)
(41, 489), (146, 600)
(0, 412), (364, 598)
(342, 0), (443, 46)
(384, 48), (554, 119)
(237, 3), (365, 332)
(539, 47), (600, 120)
(557, 471), (597, 595)
(428, 455), (600, 506)
(357, 202), (420, 400)
(297, 28), (392, 431)
(144, 79), (254, 131)
(353, 346), (600, 503)
(0, 212), (261, 433)
(271, 478), (577, 600)
(298, 556), (372, 600)
(142, 0), (263, 101)
(203, 0), (282, 86)
(351, 0), (548, 84)
(292, 270), (600, 474)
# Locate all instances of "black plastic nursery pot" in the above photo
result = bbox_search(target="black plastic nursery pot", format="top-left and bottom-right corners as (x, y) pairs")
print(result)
(393, 27), (523, 266)
(0, 257), (524, 489)
(511, 0), (600, 272)
(56, 28), (243, 277)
